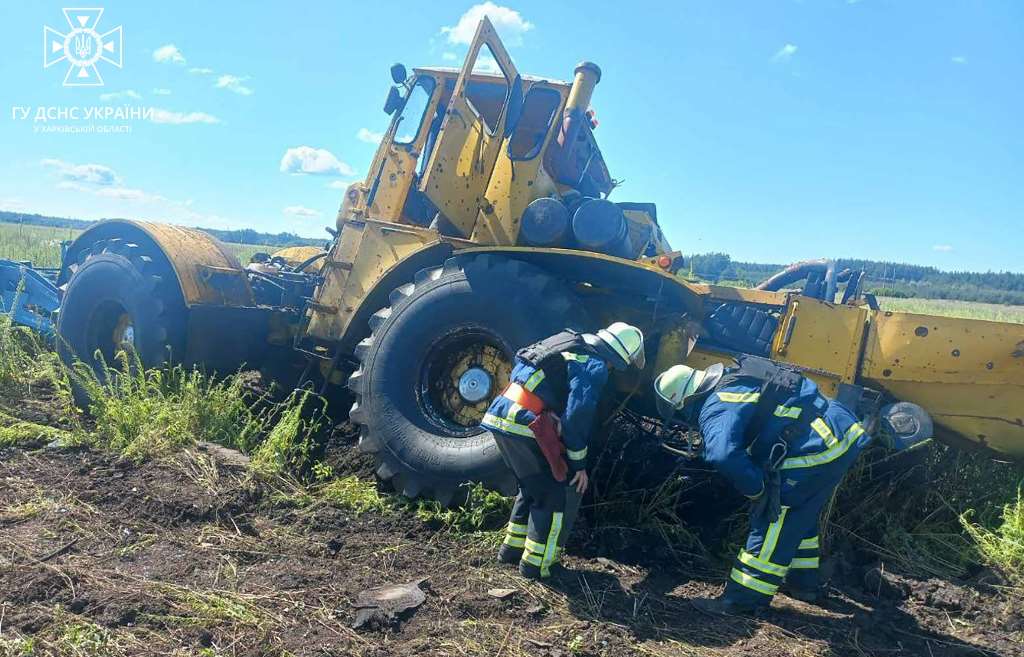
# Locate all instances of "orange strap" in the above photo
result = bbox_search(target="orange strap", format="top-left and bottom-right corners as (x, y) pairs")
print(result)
(502, 382), (546, 415)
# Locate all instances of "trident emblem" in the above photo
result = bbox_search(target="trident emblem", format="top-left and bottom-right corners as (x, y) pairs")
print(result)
(73, 33), (94, 59)
(43, 8), (123, 87)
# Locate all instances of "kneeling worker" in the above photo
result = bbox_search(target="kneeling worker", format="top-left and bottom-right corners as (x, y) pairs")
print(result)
(654, 358), (932, 614)
(482, 322), (646, 580)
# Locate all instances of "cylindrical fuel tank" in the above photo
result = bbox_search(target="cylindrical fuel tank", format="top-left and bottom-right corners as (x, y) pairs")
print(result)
(571, 198), (633, 259)
(520, 197), (571, 247)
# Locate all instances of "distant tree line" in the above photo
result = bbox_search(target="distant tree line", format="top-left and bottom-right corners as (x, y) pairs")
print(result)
(0, 211), (323, 248)
(680, 253), (1024, 306)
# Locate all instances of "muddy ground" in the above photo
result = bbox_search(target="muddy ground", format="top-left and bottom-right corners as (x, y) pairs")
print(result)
(1, 394), (1021, 656)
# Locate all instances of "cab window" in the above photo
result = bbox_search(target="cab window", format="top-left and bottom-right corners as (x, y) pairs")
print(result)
(466, 44), (510, 135)
(394, 76), (436, 145)
(509, 86), (561, 161)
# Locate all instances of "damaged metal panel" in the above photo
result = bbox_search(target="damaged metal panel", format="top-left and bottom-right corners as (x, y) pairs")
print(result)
(862, 310), (1024, 456)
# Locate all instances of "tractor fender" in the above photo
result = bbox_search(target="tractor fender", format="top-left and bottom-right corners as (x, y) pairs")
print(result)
(337, 241), (455, 352)
(60, 219), (254, 308)
(454, 246), (707, 318)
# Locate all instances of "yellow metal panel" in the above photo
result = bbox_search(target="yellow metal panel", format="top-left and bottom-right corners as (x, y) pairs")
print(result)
(695, 284), (790, 307)
(131, 221), (252, 307)
(862, 310), (1024, 455)
(270, 246), (326, 269)
(770, 297), (869, 390)
(368, 146), (420, 221)
(418, 17), (518, 237)
(472, 152), (559, 246)
(305, 220), (438, 342)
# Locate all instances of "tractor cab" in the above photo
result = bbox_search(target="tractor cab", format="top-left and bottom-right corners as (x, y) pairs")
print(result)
(342, 17), (644, 253)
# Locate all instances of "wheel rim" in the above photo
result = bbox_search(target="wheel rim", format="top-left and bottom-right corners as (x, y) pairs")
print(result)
(419, 328), (512, 435)
(85, 300), (134, 365)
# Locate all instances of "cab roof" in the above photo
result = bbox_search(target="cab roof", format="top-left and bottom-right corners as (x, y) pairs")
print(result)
(413, 66), (572, 90)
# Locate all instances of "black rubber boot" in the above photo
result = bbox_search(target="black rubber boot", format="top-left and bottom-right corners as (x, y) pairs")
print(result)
(782, 585), (825, 604)
(692, 595), (769, 617)
(497, 545), (523, 565)
(518, 561), (544, 581)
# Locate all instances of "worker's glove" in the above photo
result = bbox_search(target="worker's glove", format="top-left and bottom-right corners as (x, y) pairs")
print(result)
(749, 469), (781, 526)
(876, 402), (933, 451)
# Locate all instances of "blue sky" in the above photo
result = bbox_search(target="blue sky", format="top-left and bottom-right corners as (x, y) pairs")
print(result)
(1, 1), (1021, 272)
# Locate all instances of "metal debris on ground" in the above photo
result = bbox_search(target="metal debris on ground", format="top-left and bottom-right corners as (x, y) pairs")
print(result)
(487, 587), (517, 599)
(351, 577), (429, 629)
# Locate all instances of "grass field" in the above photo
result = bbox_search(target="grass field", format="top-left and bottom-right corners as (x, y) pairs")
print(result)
(877, 296), (1024, 323)
(0, 222), (268, 267)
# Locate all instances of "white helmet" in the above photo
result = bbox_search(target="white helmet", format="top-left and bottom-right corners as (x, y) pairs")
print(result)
(654, 363), (725, 419)
(591, 322), (645, 370)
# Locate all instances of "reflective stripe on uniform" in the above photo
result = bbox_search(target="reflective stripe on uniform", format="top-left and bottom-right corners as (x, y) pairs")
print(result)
(759, 506), (789, 561)
(717, 391), (761, 403)
(774, 405), (802, 419)
(524, 538), (546, 555)
(524, 369), (546, 391)
(481, 413), (534, 438)
(799, 536), (819, 550)
(781, 422), (865, 470)
(522, 551), (543, 566)
(503, 534), (525, 548)
(507, 522), (528, 536)
(541, 512), (563, 576)
(562, 352), (590, 363)
(739, 550), (788, 577)
(811, 417), (838, 448)
(730, 568), (778, 596)
(567, 447), (587, 461)
(790, 557), (819, 569)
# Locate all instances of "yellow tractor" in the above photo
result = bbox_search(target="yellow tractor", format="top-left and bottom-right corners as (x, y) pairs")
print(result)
(55, 19), (1024, 503)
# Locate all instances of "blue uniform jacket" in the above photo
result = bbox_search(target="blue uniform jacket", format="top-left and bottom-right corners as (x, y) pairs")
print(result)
(482, 351), (609, 472)
(697, 375), (872, 499)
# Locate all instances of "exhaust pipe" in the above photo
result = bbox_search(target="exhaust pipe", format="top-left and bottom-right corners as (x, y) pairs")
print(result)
(566, 61), (601, 114)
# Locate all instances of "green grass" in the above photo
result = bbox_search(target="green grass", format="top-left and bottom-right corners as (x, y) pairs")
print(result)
(0, 221), (271, 267)
(963, 488), (1024, 583)
(878, 296), (1024, 323)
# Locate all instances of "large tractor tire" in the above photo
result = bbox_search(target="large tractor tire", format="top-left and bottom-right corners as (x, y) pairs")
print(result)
(57, 238), (187, 403)
(348, 254), (589, 503)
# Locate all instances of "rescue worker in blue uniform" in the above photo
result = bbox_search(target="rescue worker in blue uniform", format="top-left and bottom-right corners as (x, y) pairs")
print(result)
(654, 358), (932, 614)
(482, 322), (646, 580)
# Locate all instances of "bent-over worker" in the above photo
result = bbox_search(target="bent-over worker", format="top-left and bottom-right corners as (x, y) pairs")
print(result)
(654, 357), (932, 614)
(481, 322), (646, 580)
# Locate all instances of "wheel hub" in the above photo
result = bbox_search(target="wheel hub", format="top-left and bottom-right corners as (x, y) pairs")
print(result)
(458, 367), (493, 403)
(420, 330), (512, 432)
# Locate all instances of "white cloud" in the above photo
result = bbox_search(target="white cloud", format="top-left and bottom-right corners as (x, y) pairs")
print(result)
(327, 180), (354, 190)
(442, 52), (458, 61)
(189, 67), (213, 75)
(99, 90), (142, 102)
(215, 74), (253, 95)
(771, 43), (798, 63)
(153, 44), (186, 65)
(153, 88), (172, 96)
(42, 158), (120, 186)
(356, 128), (383, 144)
(55, 180), (159, 203)
(284, 205), (321, 219)
(149, 108), (221, 125)
(441, 2), (533, 46)
(933, 244), (954, 252)
(951, 55), (968, 65)
(279, 146), (355, 177)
